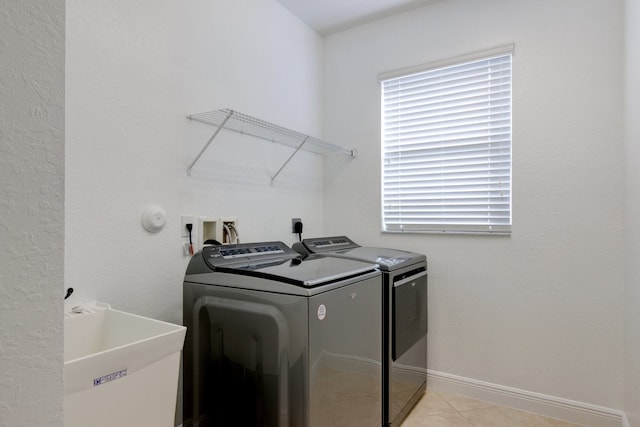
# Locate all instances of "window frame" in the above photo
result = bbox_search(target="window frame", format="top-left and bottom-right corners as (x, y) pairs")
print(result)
(379, 45), (514, 235)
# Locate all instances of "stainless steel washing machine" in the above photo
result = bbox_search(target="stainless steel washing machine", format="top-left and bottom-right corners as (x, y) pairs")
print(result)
(293, 237), (427, 427)
(183, 241), (383, 427)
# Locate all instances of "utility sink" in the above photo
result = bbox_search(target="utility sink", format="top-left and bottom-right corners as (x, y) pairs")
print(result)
(64, 302), (186, 427)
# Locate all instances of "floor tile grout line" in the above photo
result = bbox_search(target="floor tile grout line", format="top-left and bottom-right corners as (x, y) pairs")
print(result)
(436, 391), (474, 422)
(403, 390), (585, 427)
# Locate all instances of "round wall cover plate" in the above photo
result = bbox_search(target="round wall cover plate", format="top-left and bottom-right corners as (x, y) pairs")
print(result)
(141, 205), (166, 233)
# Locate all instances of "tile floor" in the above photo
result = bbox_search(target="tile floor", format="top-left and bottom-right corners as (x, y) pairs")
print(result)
(401, 390), (583, 427)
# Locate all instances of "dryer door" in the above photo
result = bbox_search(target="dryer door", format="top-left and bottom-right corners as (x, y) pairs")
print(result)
(392, 268), (428, 360)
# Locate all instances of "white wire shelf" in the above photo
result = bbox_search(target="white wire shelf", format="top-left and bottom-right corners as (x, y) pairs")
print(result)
(187, 109), (356, 183)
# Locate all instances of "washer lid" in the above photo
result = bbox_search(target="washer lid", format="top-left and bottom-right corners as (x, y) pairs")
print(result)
(217, 255), (378, 287)
(201, 242), (378, 288)
(330, 246), (425, 271)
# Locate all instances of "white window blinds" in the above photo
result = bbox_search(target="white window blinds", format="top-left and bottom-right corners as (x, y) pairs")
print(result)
(381, 52), (512, 234)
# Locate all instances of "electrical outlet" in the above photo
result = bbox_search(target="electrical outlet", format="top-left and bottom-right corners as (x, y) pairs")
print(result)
(291, 218), (301, 233)
(181, 215), (194, 237)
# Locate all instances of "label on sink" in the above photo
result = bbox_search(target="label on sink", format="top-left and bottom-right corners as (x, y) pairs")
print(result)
(93, 369), (127, 386)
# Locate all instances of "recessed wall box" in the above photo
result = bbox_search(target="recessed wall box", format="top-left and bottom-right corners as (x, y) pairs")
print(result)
(197, 217), (218, 250)
(197, 217), (239, 249)
(220, 217), (239, 245)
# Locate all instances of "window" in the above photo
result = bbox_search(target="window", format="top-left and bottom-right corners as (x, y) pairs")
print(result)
(381, 48), (512, 234)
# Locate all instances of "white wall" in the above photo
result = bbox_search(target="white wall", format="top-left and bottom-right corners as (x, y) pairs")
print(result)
(62, 0), (636, 422)
(65, 0), (325, 321)
(0, 0), (65, 425)
(323, 0), (625, 409)
(624, 0), (640, 424)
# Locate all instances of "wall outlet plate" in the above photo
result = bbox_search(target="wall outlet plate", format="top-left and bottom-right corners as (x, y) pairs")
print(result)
(291, 218), (301, 233)
(181, 215), (194, 237)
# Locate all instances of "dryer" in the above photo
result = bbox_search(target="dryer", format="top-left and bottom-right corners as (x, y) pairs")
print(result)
(183, 241), (383, 427)
(293, 237), (427, 427)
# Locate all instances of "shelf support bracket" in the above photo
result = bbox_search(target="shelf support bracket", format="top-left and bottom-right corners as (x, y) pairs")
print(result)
(271, 136), (309, 185)
(187, 110), (234, 176)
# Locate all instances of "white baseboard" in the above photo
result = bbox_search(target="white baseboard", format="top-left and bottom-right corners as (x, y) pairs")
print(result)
(427, 370), (628, 427)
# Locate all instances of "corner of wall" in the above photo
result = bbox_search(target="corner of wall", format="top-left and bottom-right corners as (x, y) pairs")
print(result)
(0, 0), (65, 424)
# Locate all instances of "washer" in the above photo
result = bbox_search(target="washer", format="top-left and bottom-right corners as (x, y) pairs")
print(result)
(183, 241), (383, 427)
(293, 236), (427, 427)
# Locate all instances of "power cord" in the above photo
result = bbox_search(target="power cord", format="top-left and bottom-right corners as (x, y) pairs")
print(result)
(293, 221), (303, 242)
(186, 223), (194, 255)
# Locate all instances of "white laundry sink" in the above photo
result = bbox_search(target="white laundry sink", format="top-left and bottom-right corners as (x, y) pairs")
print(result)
(64, 302), (186, 427)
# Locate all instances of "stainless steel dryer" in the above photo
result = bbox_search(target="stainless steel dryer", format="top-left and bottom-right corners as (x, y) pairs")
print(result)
(293, 237), (427, 427)
(183, 241), (382, 427)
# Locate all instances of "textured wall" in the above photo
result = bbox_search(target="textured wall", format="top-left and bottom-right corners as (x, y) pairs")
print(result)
(323, 0), (625, 409)
(624, 0), (640, 424)
(0, 0), (65, 425)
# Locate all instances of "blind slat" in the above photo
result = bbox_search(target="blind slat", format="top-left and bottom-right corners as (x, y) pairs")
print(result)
(381, 53), (512, 234)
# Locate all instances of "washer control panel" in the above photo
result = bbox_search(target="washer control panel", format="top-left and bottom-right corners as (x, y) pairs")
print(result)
(203, 241), (294, 267)
(219, 245), (284, 259)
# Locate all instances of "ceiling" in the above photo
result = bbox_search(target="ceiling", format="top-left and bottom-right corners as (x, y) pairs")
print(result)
(275, 0), (441, 36)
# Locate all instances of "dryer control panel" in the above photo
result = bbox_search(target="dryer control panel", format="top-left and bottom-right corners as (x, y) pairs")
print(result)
(299, 236), (359, 253)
